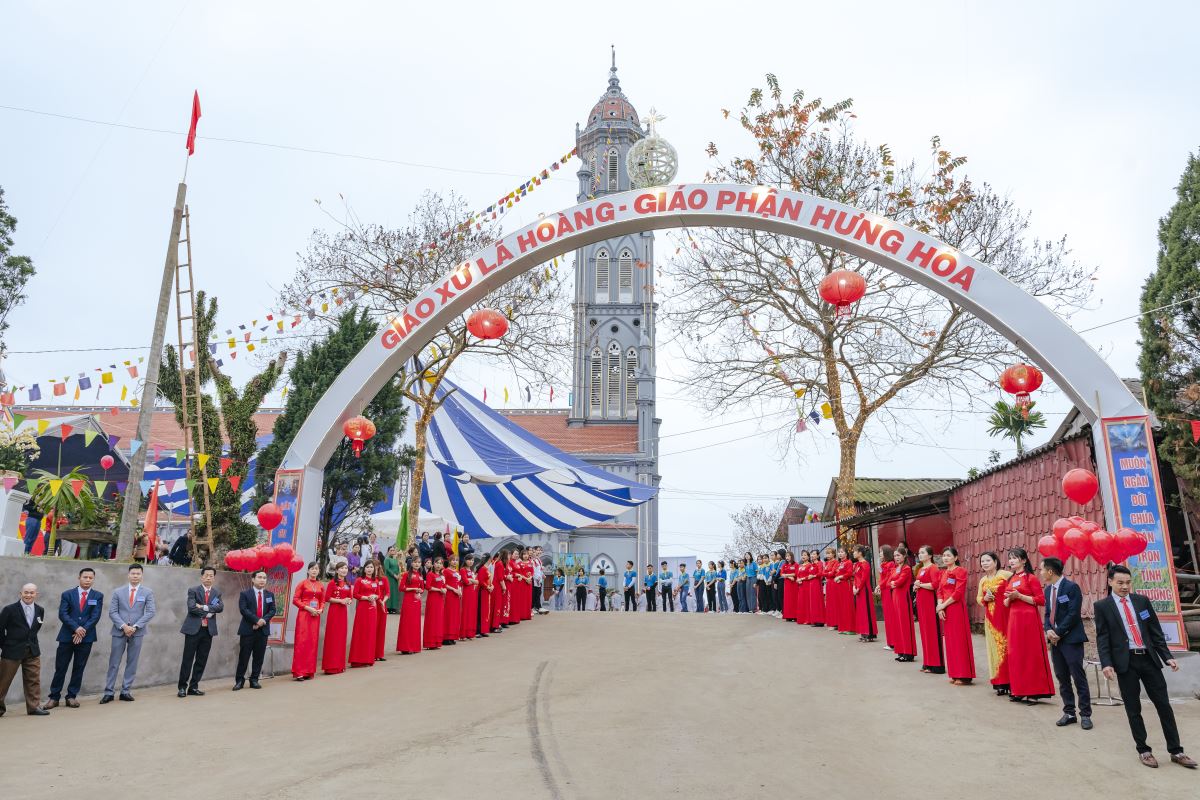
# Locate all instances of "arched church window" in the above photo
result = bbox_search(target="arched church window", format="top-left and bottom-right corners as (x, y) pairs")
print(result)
(626, 347), (638, 415)
(606, 341), (622, 414)
(608, 147), (619, 191)
(618, 248), (633, 302)
(589, 348), (602, 413)
(595, 249), (610, 300)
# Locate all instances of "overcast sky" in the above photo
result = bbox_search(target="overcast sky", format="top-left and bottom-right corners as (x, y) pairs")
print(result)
(3, 1), (1198, 558)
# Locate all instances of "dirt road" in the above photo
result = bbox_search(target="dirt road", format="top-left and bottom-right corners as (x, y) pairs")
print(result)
(5, 612), (1197, 798)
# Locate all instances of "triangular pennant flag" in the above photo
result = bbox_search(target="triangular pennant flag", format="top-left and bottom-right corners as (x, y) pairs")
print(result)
(12, 413), (25, 429)
(120, 386), (127, 401)
(219, 457), (232, 474)
(228, 475), (242, 491)
(808, 410), (821, 425)
(164, 479), (176, 494)
(130, 439), (143, 456)
(184, 478), (196, 495)
(549, 387), (554, 402)
(152, 443), (162, 461)
(503, 387), (509, 404)
(109, 407), (118, 416)
(48, 479), (63, 496)
(796, 418), (807, 432)
(70, 479), (84, 496)
(25, 478), (40, 495)
(139, 480), (154, 494)
(198, 453), (210, 470)
(116, 481), (127, 494)
(37, 419), (49, 435)
(60, 423), (73, 439)
(206, 477), (219, 493)
(2, 476), (16, 491)
(84, 429), (98, 447)
(175, 449), (186, 465)
(93, 480), (108, 498)
(108, 434), (120, 449)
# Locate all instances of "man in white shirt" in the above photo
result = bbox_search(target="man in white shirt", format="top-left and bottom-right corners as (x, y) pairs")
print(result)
(102, 564), (156, 703)
(234, 570), (276, 690)
(0, 583), (49, 716)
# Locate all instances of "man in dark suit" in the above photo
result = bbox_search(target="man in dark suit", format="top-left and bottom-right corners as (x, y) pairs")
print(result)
(234, 570), (276, 690)
(178, 566), (224, 698)
(0, 583), (49, 716)
(46, 567), (103, 709)
(1040, 557), (1092, 729)
(1095, 564), (1196, 769)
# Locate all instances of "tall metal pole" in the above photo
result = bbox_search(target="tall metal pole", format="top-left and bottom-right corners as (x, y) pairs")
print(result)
(117, 182), (187, 559)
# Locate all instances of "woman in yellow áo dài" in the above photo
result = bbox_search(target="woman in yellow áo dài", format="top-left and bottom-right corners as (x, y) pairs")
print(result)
(976, 551), (1012, 696)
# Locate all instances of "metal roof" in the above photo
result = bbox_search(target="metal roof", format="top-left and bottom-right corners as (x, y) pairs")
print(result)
(822, 477), (960, 520)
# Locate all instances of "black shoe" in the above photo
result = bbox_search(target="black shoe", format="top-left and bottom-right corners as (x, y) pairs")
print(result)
(99, 694), (114, 704)
(28, 708), (50, 716)
(1081, 717), (1093, 730)
(249, 680), (262, 689)
(232, 681), (245, 691)
(1056, 714), (1077, 726)
(187, 688), (205, 697)
(118, 693), (135, 702)
(177, 690), (187, 698)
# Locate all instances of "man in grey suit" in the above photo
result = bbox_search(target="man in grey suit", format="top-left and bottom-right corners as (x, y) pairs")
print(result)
(101, 564), (156, 703)
(178, 567), (223, 697)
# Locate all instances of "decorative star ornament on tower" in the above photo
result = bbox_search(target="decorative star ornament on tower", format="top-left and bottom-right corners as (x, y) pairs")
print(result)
(627, 106), (679, 189)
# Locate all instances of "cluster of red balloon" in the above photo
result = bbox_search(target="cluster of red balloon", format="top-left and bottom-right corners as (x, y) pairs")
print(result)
(1035, 468), (1148, 565)
(224, 542), (305, 574)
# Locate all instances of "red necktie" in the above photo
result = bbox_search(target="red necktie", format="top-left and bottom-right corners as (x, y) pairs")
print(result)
(202, 588), (210, 627)
(1120, 597), (1144, 647)
(1049, 585), (1057, 625)
(256, 591), (263, 618)
(79, 591), (87, 612)
(129, 588), (136, 606)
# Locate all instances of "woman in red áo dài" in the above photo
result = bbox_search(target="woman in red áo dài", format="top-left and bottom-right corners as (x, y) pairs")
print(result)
(833, 548), (856, 634)
(477, 556), (493, 636)
(395, 561), (424, 654)
(935, 546), (975, 685)
(822, 548), (839, 629)
(1003, 547), (1055, 704)
(852, 545), (878, 642)
(806, 550), (825, 627)
(442, 556), (462, 646)
(348, 561), (381, 668)
(913, 545), (944, 675)
(781, 551), (798, 622)
(460, 554), (478, 640)
(888, 547), (917, 662)
(492, 551), (508, 631)
(321, 562), (353, 675)
(795, 551), (810, 624)
(423, 558), (447, 650)
(290, 562), (325, 680)
(374, 562), (390, 662)
(878, 545), (896, 649)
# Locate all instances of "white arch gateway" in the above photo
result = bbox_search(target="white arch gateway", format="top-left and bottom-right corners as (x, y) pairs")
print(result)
(266, 184), (1179, 643)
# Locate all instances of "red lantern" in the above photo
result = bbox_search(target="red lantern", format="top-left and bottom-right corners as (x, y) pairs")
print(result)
(1089, 529), (1115, 564)
(818, 270), (867, 317)
(999, 364), (1044, 419)
(1062, 527), (1089, 560)
(1036, 534), (1060, 559)
(466, 308), (509, 340)
(342, 416), (376, 458)
(100, 455), (115, 470)
(1062, 468), (1099, 506)
(1114, 528), (1146, 560)
(257, 502), (283, 532)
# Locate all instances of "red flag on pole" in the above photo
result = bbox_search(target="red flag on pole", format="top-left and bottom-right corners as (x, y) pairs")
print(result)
(186, 91), (202, 155)
(1191, 419), (1200, 443)
(144, 481), (160, 561)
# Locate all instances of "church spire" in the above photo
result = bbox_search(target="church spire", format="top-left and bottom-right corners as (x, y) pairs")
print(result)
(609, 45), (620, 91)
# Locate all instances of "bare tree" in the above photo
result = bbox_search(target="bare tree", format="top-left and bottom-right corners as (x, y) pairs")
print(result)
(283, 192), (571, 537)
(666, 76), (1095, 540)
(723, 501), (787, 562)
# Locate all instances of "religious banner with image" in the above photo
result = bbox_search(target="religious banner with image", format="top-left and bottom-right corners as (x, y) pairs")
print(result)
(267, 469), (304, 643)
(1100, 416), (1188, 650)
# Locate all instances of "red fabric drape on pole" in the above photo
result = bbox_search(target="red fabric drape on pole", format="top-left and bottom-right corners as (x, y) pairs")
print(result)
(186, 91), (202, 155)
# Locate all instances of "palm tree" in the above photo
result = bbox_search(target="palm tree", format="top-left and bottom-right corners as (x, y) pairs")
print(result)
(986, 400), (1047, 456)
(30, 466), (101, 552)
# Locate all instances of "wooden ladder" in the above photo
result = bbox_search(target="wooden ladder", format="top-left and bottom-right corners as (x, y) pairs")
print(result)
(174, 206), (215, 564)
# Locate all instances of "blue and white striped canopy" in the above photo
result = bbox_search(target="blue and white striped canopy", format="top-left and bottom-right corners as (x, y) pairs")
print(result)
(420, 379), (656, 538)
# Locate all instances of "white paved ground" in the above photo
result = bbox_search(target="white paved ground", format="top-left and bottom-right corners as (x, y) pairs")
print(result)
(5, 612), (1198, 798)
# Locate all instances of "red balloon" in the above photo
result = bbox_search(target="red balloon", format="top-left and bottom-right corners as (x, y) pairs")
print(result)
(287, 555), (305, 574)
(1062, 528), (1089, 560)
(257, 502), (284, 532)
(273, 543), (295, 566)
(100, 455), (115, 470)
(818, 270), (867, 315)
(1115, 527), (1147, 560)
(227, 549), (251, 571)
(223, 550), (240, 570)
(1062, 468), (1099, 505)
(1079, 520), (1100, 535)
(1089, 529), (1115, 564)
(466, 308), (509, 340)
(1036, 534), (1060, 559)
(253, 544), (275, 570)
(1052, 518), (1074, 542)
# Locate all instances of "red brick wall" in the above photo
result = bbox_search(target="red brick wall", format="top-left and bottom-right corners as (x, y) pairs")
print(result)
(949, 436), (1107, 624)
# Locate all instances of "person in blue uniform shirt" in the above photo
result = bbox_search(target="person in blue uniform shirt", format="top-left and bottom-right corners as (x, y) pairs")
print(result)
(552, 569), (566, 611)
(716, 561), (729, 613)
(677, 564), (690, 612)
(573, 569), (589, 611)
(596, 568), (609, 611)
(622, 561), (638, 611)
(744, 557), (758, 613)
(658, 562), (675, 612)
(693, 561), (707, 613)
(643, 565), (657, 612)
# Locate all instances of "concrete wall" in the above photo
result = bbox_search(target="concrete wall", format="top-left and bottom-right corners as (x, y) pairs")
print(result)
(2, 556), (253, 704)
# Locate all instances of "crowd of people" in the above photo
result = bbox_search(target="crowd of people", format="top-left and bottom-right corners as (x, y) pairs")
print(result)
(0, 537), (1193, 769)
